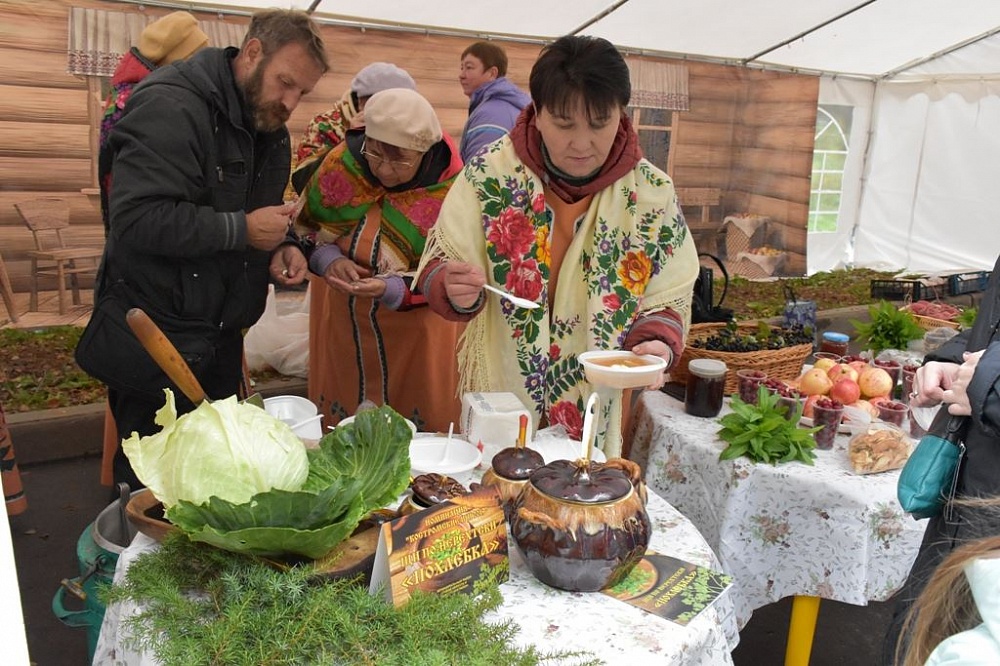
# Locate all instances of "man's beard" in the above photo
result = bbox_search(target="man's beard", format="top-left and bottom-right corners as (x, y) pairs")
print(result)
(243, 60), (291, 133)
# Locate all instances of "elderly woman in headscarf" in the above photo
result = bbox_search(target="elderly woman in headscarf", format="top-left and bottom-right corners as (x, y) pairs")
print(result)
(284, 88), (465, 431)
(416, 35), (699, 456)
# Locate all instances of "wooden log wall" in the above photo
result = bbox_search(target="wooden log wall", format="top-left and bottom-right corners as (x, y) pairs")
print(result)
(0, 0), (816, 294)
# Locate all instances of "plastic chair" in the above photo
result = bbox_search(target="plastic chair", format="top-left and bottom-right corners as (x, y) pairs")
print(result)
(14, 198), (103, 315)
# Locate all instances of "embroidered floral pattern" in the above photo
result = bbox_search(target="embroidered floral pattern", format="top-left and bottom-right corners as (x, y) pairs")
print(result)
(406, 198), (443, 234)
(318, 170), (355, 208)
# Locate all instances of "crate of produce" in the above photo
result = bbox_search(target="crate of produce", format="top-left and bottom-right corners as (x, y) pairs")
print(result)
(900, 302), (961, 331)
(721, 214), (769, 259)
(729, 250), (787, 279)
(947, 270), (991, 296)
(672, 322), (814, 394)
(869, 278), (947, 302)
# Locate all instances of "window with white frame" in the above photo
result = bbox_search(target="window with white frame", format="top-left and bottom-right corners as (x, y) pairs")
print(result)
(809, 105), (852, 232)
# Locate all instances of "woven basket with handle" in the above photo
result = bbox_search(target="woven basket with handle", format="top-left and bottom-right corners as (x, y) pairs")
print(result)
(672, 322), (814, 394)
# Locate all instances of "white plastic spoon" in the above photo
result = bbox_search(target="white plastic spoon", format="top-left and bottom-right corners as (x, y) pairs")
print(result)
(483, 283), (540, 309)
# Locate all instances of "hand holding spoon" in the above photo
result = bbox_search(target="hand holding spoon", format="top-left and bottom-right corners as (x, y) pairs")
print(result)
(483, 283), (540, 309)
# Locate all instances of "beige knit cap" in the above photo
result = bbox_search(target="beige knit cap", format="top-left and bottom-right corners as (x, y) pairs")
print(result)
(138, 11), (209, 65)
(364, 88), (442, 153)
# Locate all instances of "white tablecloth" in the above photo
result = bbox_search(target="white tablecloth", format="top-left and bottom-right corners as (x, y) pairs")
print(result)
(628, 391), (928, 624)
(94, 490), (739, 665)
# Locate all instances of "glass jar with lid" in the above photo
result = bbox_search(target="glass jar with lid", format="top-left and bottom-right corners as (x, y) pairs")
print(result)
(685, 359), (727, 417)
(819, 331), (850, 357)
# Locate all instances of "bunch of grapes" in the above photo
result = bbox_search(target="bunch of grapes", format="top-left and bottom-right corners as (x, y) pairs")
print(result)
(692, 321), (814, 352)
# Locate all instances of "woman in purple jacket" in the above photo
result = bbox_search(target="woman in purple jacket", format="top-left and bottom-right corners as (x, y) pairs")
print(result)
(458, 41), (531, 163)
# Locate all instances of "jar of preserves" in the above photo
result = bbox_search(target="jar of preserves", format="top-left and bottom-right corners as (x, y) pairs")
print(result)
(819, 331), (850, 357)
(685, 359), (727, 417)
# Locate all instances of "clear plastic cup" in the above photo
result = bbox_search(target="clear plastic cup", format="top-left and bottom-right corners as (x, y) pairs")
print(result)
(812, 401), (844, 450)
(876, 400), (908, 427)
(737, 369), (767, 405)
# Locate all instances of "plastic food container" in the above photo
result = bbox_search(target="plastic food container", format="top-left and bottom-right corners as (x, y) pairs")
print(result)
(578, 350), (667, 390)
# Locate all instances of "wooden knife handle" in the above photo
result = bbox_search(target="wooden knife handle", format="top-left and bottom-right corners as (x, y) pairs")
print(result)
(126, 308), (207, 405)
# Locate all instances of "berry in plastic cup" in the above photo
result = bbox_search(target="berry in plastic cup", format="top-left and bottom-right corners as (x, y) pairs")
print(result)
(737, 369), (767, 405)
(812, 401), (844, 450)
(876, 400), (908, 427)
(901, 366), (919, 405)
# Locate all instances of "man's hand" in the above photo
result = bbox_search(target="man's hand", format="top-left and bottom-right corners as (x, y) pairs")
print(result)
(912, 360), (961, 407)
(270, 245), (307, 286)
(441, 262), (486, 310)
(247, 203), (297, 251)
(942, 350), (985, 416)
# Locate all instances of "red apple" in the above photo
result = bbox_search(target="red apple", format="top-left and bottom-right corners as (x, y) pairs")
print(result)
(853, 399), (880, 418)
(827, 363), (859, 383)
(829, 378), (861, 405)
(848, 360), (871, 377)
(859, 367), (894, 398)
(802, 394), (821, 418)
(813, 357), (838, 372)
(798, 368), (834, 396)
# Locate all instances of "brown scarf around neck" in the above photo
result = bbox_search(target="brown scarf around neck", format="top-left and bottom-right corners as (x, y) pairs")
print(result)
(509, 104), (643, 203)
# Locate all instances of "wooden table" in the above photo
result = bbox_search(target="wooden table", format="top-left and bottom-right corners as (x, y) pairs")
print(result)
(627, 391), (927, 666)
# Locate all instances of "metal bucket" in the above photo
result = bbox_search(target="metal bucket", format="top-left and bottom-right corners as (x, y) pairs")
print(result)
(52, 484), (138, 663)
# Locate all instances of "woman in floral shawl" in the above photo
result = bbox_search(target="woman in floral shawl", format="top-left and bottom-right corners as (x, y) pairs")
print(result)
(417, 36), (699, 456)
(290, 88), (465, 431)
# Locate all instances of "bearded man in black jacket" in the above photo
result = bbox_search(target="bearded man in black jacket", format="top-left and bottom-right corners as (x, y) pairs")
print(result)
(77, 9), (328, 489)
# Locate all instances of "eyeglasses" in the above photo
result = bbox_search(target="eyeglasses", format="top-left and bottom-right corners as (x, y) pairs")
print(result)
(361, 138), (416, 171)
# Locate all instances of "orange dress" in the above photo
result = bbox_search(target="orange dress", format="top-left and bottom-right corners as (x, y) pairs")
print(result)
(302, 140), (464, 433)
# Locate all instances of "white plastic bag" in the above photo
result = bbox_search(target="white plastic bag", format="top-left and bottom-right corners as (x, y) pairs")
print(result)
(244, 284), (310, 378)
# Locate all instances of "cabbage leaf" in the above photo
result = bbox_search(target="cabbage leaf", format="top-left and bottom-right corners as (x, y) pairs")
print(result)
(166, 406), (413, 558)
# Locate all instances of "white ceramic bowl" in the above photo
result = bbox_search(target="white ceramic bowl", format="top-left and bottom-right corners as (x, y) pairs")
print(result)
(263, 395), (318, 426)
(527, 438), (607, 465)
(409, 437), (482, 487)
(578, 350), (667, 390)
(335, 413), (418, 436)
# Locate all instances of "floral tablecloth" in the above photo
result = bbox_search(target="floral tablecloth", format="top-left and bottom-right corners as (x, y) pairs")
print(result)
(627, 391), (928, 625)
(95, 490), (738, 666)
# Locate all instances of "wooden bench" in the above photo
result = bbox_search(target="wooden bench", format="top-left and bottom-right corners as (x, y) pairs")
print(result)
(676, 187), (721, 231)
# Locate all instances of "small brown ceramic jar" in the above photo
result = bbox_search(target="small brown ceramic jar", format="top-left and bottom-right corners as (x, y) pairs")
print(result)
(510, 457), (651, 592)
(480, 445), (545, 521)
(399, 473), (469, 515)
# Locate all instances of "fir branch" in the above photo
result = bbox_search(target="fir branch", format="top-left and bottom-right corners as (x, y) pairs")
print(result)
(102, 533), (599, 666)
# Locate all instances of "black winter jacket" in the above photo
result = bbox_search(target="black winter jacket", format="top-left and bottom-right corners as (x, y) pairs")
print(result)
(103, 46), (290, 338)
(926, 254), (1000, 504)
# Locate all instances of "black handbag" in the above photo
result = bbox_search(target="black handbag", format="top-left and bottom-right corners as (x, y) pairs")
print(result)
(691, 253), (734, 324)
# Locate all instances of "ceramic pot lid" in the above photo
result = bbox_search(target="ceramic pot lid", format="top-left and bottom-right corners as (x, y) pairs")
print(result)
(491, 446), (545, 480)
(529, 459), (632, 503)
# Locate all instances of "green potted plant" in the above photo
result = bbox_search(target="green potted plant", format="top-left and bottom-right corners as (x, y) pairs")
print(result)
(851, 300), (925, 354)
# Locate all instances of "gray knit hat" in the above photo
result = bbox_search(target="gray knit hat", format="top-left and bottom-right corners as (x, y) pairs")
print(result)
(350, 62), (416, 98)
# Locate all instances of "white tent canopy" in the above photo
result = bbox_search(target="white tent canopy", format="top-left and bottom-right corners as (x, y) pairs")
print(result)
(121, 0), (1000, 274)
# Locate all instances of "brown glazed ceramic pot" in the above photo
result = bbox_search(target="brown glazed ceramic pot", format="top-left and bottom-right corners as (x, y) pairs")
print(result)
(510, 457), (651, 592)
(480, 445), (545, 521)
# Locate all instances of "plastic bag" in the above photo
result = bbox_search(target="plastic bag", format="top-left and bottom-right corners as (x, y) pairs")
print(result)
(244, 284), (310, 378)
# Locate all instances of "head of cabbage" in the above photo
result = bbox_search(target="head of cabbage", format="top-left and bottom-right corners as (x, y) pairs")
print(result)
(123, 390), (310, 509)
(123, 390), (413, 559)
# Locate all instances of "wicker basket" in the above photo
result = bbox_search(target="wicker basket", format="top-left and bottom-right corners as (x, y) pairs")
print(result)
(672, 322), (814, 394)
(899, 304), (961, 332)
